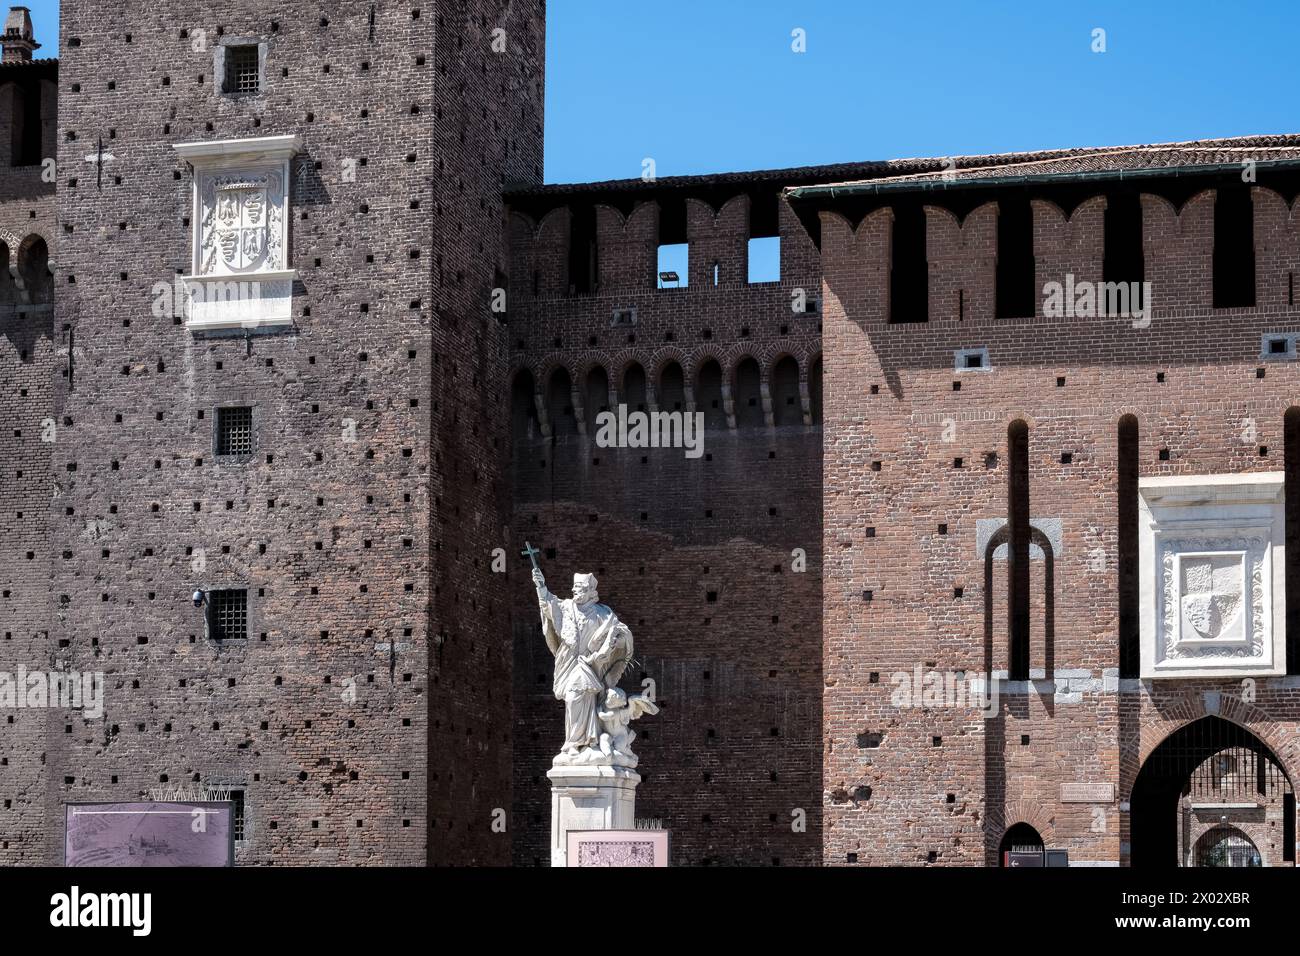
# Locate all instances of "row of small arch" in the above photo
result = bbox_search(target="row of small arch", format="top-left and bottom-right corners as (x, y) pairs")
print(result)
(511, 349), (824, 437)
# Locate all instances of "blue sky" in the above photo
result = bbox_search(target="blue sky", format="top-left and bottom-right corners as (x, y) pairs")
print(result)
(24, 1), (54, 56)
(24, 0), (1297, 184)
(546, 0), (1299, 183)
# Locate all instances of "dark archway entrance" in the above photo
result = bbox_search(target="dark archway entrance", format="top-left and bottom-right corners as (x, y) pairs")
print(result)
(998, 822), (1044, 866)
(1130, 716), (1293, 867)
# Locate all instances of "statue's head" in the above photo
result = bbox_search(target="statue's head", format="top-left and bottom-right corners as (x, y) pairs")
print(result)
(605, 687), (627, 708)
(572, 572), (598, 606)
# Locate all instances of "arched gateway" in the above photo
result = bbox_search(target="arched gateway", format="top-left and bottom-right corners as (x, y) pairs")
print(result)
(1131, 716), (1295, 867)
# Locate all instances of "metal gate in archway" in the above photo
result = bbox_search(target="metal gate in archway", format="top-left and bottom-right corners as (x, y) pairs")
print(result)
(1130, 716), (1294, 867)
(1194, 826), (1262, 867)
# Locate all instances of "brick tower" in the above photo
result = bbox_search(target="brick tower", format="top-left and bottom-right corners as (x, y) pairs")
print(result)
(27, 0), (543, 865)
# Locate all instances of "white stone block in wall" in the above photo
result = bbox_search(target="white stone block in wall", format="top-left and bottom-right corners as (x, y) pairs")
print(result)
(1139, 472), (1286, 679)
(175, 135), (301, 330)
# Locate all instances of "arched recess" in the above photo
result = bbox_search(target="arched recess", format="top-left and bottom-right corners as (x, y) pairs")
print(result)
(1286, 406), (1300, 674)
(659, 361), (686, 412)
(982, 523), (1053, 677)
(697, 359), (726, 430)
(984, 796), (1055, 865)
(1118, 414), (1140, 678)
(17, 234), (51, 304)
(733, 356), (763, 428)
(0, 240), (14, 305)
(546, 367), (577, 436)
(998, 823), (1044, 866)
(509, 369), (538, 445)
(1131, 715), (1294, 868)
(1007, 419), (1031, 680)
(808, 355), (823, 425)
(1193, 826), (1261, 868)
(770, 355), (801, 426)
(622, 362), (647, 412)
(584, 366), (610, 433)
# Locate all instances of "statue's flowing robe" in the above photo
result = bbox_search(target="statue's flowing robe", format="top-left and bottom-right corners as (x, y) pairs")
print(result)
(539, 592), (627, 752)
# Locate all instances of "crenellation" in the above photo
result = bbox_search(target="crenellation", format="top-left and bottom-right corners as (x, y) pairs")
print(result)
(1031, 196), (1106, 320)
(1252, 187), (1300, 310)
(685, 194), (750, 288)
(595, 201), (658, 293)
(1142, 190), (1216, 312)
(1, 2), (1298, 870)
(925, 202), (996, 323)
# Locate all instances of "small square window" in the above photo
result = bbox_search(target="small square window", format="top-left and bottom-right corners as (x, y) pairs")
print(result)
(1261, 332), (1298, 361)
(207, 589), (248, 641)
(216, 406), (254, 456)
(225, 45), (261, 95)
(954, 347), (991, 372)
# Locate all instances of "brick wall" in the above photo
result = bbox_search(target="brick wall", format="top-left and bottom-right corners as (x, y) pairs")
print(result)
(505, 191), (824, 864)
(29, 0), (541, 866)
(820, 179), (1300, 866)
(4, 2), (1297, 869)
(426, 0), (544, 868)
(0, 59), (57, 864)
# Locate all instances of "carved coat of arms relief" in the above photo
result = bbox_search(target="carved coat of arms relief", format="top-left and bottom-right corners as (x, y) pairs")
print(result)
(1158, 536), (1268, 663)
(175, 134), (301, 329)
(1139, 474), (1286, 679)
(199, 169), (284, 275)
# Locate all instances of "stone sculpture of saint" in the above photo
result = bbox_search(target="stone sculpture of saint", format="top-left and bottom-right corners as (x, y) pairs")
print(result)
(531, 567), (635, 764)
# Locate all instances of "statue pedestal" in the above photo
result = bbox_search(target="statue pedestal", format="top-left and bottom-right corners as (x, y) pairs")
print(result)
(547, 764), (640, 867)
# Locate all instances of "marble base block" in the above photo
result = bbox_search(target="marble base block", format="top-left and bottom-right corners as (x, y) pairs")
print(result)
(547, 764), (640, 867)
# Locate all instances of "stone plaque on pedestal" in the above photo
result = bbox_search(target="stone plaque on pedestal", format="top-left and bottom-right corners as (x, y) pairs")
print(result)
(566, 828), (670, 867)
(547, 765), (640, 867)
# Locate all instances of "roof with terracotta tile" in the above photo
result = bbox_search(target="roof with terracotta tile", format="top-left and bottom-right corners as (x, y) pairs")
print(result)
(507, 134), (1300, 201)
(0, 55), (56, 71)
(786, 134), (1300, 196)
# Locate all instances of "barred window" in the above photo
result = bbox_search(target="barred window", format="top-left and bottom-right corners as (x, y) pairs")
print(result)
(215, 406), (254, 456)
(225, 45), (260, 95)
(207, 589), (248, 641)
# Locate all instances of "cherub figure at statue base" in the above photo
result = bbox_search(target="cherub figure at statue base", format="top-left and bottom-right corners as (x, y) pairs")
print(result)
(596, 687), (659, 768)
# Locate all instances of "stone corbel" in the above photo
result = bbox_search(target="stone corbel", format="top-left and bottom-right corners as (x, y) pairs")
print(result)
(533, 391), (552, 438)
(8, 262), (28, 302)
(683, 385), (697, 415)
(760, 382), (774, 427)
(570, 384), (586, 437)
(721, 383), (737, 430)
(799, 382), (812, 425)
